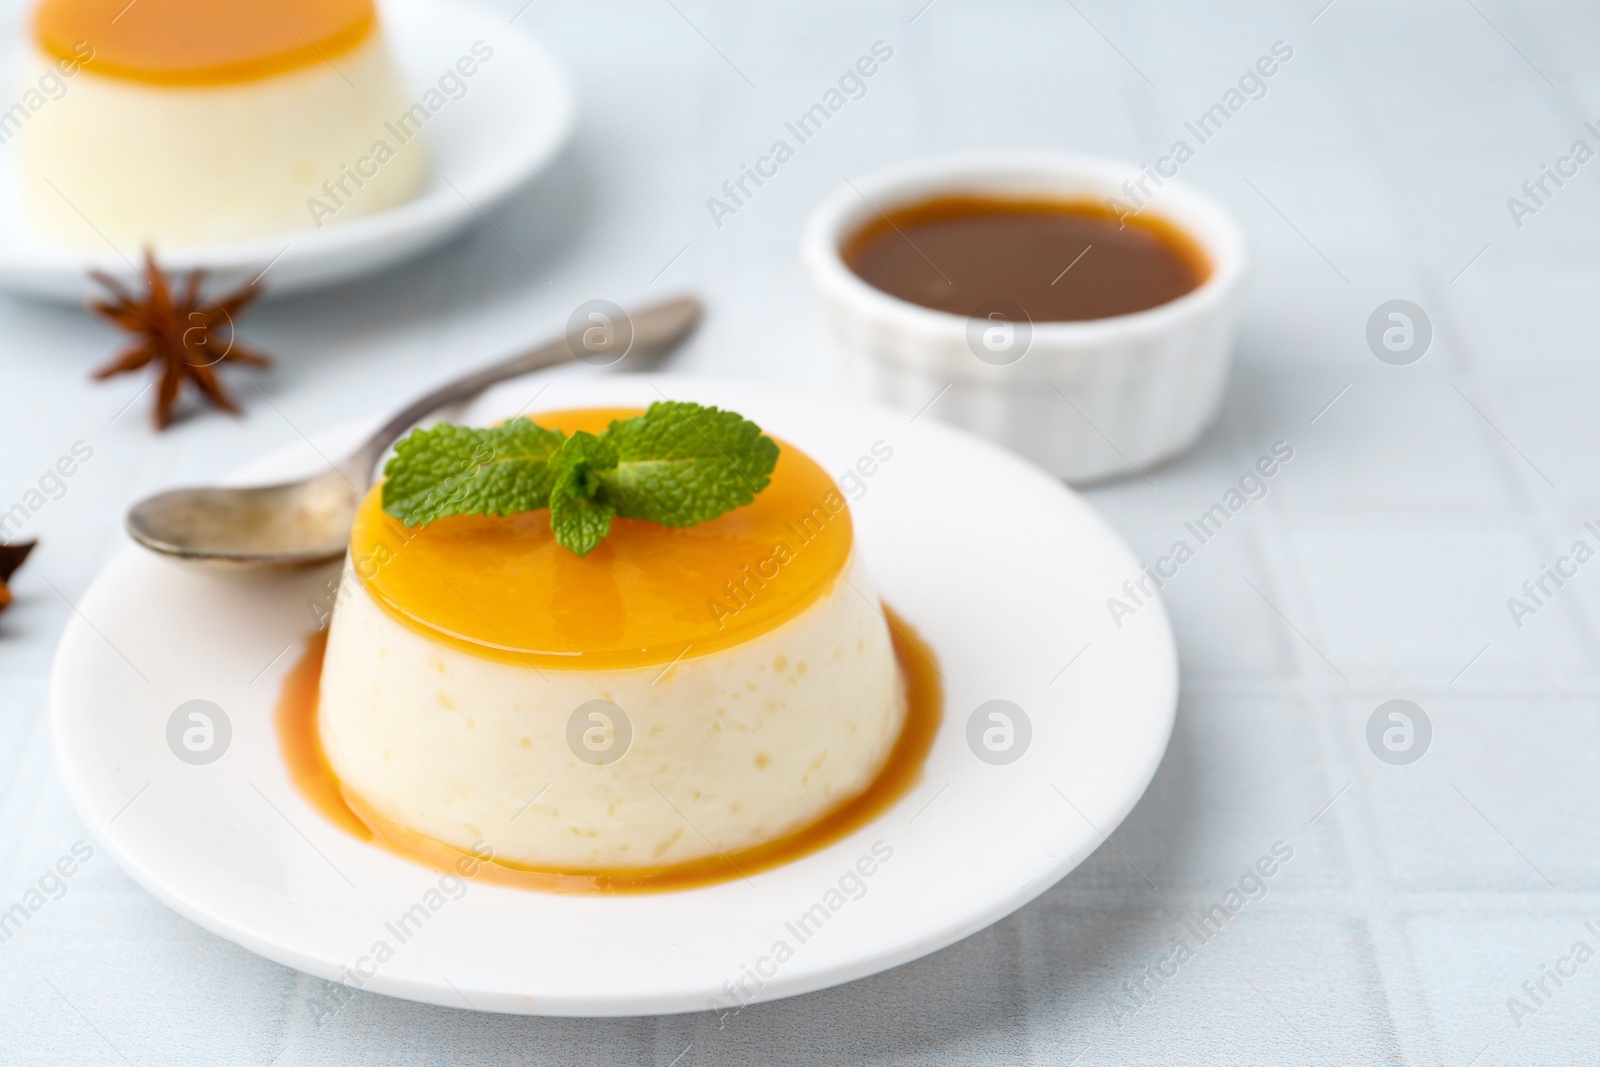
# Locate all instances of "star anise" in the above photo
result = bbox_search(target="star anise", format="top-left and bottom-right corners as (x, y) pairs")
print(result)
(0, 539), (36, 617)
(90, 250), (272, 430)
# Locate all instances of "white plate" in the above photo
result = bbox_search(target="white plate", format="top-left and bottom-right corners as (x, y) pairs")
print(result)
(50, 375), (1177, 1016)
(0, 0), (574, 302)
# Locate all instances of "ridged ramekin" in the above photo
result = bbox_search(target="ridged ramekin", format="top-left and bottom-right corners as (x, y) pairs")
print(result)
(802, 152), (1248, 483)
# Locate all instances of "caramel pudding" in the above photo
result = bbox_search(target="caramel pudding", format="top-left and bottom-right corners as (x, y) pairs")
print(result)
(317, 409), (908, 874)
(20, 0), (426, 247)
(842, 196), (1208, 322)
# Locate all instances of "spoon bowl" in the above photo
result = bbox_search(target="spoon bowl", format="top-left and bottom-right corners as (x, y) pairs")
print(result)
(127, 470), (360, 568)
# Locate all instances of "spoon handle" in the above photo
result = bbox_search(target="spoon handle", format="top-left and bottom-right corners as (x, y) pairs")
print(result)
(341, 295), (702, 486)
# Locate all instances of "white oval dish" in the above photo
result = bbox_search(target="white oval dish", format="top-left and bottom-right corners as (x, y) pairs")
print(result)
(0, 0), (574, 302)
(49, 375), (1176, 1017)
(802, 152), (1249, 484)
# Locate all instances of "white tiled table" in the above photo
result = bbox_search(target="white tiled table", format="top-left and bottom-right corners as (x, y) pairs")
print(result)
(4, 0), (1599, 1062)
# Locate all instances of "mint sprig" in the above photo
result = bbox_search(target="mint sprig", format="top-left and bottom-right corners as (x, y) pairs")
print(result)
(380, 401), (781, 555)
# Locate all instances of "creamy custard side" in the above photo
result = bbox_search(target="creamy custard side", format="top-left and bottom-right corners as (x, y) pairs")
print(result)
(319, 552), (904, 869)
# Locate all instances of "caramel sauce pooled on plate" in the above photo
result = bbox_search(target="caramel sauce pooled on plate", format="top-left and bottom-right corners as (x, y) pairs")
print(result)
(276, 607), (942, 894)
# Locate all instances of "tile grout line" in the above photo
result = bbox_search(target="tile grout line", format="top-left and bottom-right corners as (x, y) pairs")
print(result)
(1243, 480), (1417, 1059)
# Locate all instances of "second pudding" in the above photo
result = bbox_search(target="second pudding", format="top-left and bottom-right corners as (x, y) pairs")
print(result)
(21, 0), (427, 247)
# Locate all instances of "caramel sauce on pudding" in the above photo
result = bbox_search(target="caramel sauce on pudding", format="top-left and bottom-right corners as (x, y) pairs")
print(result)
(842, 195), (1209, 322)
(34, 0), (377, 85)
(349, 408), (855, 670)
(277, 608), (942, 893)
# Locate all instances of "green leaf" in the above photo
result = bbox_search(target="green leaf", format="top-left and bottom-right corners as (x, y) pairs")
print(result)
(378, 402), (781, 555)
(599, 401), (780, 527)
(547, 429), (620, 482)
(545, 431), (619, 555)
(549, 481), (616, 555)
(381, 417), (566, 526)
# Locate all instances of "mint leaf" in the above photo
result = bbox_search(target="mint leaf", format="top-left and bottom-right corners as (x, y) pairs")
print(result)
(379, 402), (781, 554)
(550, 478), (617, 555)
(545, 431), (619, 555)
(548, 429), (620, 481)
(382, 417), (566, 526)
(598, 401), (779, 527)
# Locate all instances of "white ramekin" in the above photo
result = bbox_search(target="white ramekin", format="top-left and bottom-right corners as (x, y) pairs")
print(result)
(802, 152), (1248, 484)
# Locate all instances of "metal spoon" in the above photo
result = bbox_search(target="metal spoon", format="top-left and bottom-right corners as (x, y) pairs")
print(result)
(125, 295), (703, 568)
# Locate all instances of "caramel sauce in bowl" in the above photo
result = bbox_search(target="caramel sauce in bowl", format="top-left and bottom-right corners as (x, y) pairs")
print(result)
(803, 153), (1249, 484)
(842, 195), (1209, 323)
